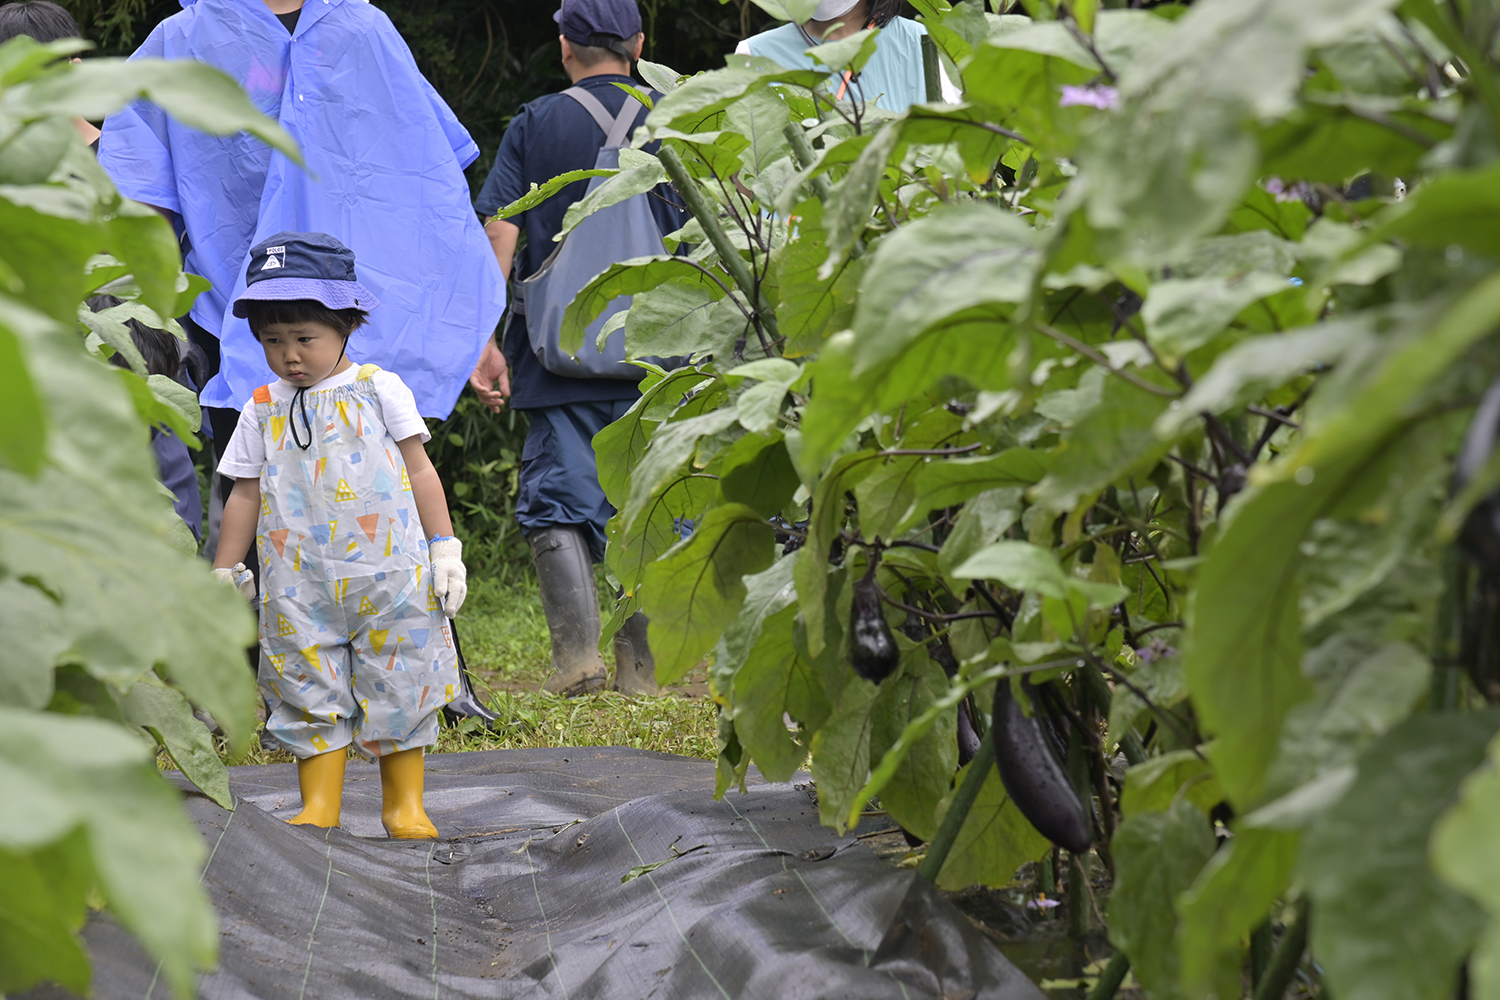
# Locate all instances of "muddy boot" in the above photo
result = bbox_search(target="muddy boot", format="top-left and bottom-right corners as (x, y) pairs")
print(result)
(532, 526), (608, 696)
(612, 611), (660, 696)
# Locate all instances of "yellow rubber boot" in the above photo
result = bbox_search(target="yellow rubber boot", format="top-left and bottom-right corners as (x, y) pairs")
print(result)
(380, 748), (438, 839)
(289, 749), (347, 828)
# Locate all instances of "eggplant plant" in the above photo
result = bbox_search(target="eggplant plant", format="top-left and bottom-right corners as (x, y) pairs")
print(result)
(0, 37), (298, 998)
(524, 0), (1500, 994)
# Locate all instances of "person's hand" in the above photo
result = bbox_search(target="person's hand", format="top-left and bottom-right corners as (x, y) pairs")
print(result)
(429, 537), (467, 617)
(212, 563), (257, 602)
(469, 339), (510, 413)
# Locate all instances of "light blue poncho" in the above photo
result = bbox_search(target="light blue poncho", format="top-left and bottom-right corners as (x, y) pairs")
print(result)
(99, 0), (504, 418)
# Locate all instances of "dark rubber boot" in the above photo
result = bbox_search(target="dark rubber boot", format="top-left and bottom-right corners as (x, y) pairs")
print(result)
(531, 526), (608, 697)
(612, 612), (660, 696)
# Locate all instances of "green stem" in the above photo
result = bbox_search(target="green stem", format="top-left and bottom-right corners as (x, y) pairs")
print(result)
(1252, 899), (1310, 1000)
(920, 34), (943, 104)
(1067, 851), (1090, 938)
(1250, 920), (1274, 986)
(1086, 952), (1130, 1000)
(783, 123), (833, 203)
(917, 727), (993, 882)
(1078, 664), (1147, 764)
(657, 145), (779, 341)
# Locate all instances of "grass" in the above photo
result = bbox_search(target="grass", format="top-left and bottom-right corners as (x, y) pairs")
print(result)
(194, 572), (719, 768)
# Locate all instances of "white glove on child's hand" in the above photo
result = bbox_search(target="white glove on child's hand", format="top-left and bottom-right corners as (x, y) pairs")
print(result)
(212, 563), (257, 602)
(429, 537), (467, 618)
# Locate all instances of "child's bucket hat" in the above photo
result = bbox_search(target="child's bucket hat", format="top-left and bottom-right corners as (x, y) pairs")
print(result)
(232, 231), (380, 317)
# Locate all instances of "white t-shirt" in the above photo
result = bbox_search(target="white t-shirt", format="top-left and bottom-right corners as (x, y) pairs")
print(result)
(216, 365), (430, 480)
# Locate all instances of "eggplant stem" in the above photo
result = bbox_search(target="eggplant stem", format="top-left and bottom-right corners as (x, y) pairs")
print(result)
(917, 728), (994, 883)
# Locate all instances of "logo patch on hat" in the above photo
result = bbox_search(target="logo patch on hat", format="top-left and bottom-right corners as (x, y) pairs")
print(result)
(263, 245), (286, 270)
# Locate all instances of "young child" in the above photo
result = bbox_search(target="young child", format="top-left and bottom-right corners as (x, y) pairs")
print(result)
(212, 232), (466, 839)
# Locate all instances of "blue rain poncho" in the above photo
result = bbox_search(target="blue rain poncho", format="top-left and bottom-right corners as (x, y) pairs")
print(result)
(99, 0), (504, 418)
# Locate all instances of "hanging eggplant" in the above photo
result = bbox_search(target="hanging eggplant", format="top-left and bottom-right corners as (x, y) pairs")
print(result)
(957, 698), (982, 766)
(849, 558), (900, 683)
(992, 679), (1092, 853)
(1455, 377), (1500, 569)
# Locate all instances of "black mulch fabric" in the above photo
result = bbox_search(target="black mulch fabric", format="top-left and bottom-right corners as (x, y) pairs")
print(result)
(23, 747), (1046, 1000)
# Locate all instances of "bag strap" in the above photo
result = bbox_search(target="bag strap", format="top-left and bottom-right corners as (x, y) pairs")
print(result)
(559, 86), (642, 148)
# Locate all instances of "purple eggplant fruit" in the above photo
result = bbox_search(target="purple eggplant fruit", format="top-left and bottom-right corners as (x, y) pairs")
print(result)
(992, 680), (1092, 853)
(849, 562), (899, 683)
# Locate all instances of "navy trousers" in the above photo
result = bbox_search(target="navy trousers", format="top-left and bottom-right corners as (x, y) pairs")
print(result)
(516, 399), (633, 563)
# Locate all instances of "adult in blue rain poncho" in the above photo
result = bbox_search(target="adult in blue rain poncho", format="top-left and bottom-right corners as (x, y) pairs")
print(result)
(99, 0), (503, 447)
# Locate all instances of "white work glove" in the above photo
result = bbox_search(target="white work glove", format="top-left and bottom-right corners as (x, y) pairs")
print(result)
(212, 562), (257, 602)
(429, 537), (467, 618)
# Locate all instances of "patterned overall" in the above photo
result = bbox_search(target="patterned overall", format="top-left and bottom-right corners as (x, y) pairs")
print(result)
(252, 364), (458, 759)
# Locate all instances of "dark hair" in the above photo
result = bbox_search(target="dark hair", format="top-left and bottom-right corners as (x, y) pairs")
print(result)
(869, 0), (906, 27)
(568, 31), (639, 68)
(87, 294), (184, 381)
(244, 299), (369, 340)
(0, 1), (80, 45)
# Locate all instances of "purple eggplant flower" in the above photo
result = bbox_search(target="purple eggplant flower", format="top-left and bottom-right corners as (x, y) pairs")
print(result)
(1059, 84), (1119, 110)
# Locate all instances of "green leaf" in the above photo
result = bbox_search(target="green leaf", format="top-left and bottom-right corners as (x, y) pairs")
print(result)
(719, 434), (799, 518)
(732, 605), (828, 780)
(1259, 93), (1452, 184)
(748, 0), (821, 24)
(773, 199), (862, 356)
(963, 26), (1098, 157)
(1, 308), (259, 751)
(636, 59), (683, 95)
(1141, 272), (1291, 360)
(105, 201), (182, 321)
(0, 837), (91, 994)
(0, 322), (44, 475)
(115, 675), (232, 809)
(490, 168), (617, 220)
(868, 647), (957, 841)
(0, 579), (64, 709)
(933, 760), (1053, 890)
(622, 277), (733, 360)
(1029, 374), (1176, 512)
(1107, 797), (1216, 998)
(593, 366), (713, 507)
(560, 256), (718, 355)
(1366, 159), (1500, 257)
(1119, 749), (1224, 818)
(850, 205), (1038, 373)
(1263, 642), (1431, 804)
(1302, 710), (1500, 1000)
(937, 487), (1025, 575)
(914, 450), (1051, 512)
(11, 57), (301, 165)
(608, 473), (718, 595)
(806, 28), (882, 74)
(1433, 732), (1500, 1000)
(821, 123), (902, 275)
(621, 407), (739, 534)
(558, 148), (666, 237)
(640, 503), (776, 684)
(795, 450), (880, 654)
(953, 540), (1123, 609)
(611, 80), (654, 110)
(1153, 315), (1372, 438)
(1176, 826), (1300, 1000)
(0, 706), (218, 999)
(646, 57), (828, 134)
(809, 676), (881, 831)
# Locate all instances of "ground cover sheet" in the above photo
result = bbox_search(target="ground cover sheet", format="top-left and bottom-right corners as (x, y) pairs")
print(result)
(21, 747), (1047, 1000)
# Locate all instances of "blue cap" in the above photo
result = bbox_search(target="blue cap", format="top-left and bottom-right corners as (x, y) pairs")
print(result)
(553, 0), (641, 46)
(232, 231), (379, 318)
